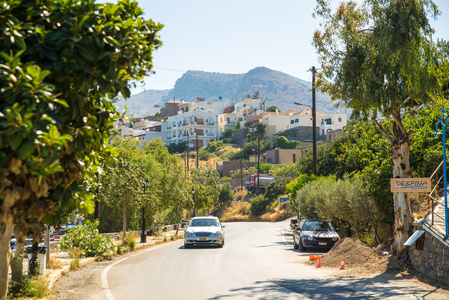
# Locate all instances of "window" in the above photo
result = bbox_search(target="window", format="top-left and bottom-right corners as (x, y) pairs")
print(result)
(338, 117), (342, 122)
(290, 120), (294, 124)
(295, 118), (299, 123)
(293, 154), (296, 163)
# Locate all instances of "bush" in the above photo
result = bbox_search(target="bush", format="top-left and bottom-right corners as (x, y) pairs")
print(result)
(59, 220), (115, 259)
(198, 148), (213, 161)
(264, 177), (293, 202)
(219, 182), (234, 204)
(123, 233), (136, 251)
(250, 195), (273, 216)
(8, 276), (50, 298)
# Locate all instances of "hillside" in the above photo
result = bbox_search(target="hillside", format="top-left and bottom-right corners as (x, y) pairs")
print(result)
(117, 67), (344, 115)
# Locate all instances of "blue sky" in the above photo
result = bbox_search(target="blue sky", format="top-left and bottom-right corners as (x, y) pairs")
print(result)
(122, 0), (449, 95)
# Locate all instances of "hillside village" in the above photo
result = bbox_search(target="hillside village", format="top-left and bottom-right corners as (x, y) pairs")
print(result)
(115, 92), (347, 169)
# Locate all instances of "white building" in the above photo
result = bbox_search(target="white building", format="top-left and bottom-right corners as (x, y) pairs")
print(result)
(163, 110), (218, 148)
(234, 94), (266, 117)
(217, 112), (242, 135)
(319, 112), (347, 136)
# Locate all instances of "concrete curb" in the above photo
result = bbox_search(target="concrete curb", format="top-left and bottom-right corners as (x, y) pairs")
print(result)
(47, 230), (183, 289)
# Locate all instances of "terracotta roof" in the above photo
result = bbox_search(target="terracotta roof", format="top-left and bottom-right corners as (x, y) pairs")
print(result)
(292, 109), (327, 116)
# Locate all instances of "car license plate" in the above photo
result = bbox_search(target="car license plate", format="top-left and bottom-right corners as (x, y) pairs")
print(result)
(199, 238), (207, 241)
(319, 242), (327, 246)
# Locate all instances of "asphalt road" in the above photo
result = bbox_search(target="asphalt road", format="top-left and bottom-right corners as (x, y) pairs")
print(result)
(54, 219), (449, 300)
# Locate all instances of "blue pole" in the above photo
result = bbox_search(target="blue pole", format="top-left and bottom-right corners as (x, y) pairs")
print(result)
(435, 106), (449, 237)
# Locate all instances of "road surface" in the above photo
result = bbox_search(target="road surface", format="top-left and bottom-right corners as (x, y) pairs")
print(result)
(53, 219), (449, 299)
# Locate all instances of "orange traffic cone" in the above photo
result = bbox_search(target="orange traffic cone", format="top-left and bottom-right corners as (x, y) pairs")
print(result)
(340, 257), (346, 270)
(309, 255), (315, 261)
(316, 256), (322, 268)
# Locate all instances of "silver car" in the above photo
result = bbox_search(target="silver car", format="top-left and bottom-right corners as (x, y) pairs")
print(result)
(184, 216), (225, 248)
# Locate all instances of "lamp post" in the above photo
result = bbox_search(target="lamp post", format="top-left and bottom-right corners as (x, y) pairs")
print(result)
(141, 179), (150, 243)
(294, 101), (317, 175)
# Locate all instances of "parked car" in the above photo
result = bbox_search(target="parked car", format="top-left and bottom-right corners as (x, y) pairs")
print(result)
(293, 219), (339, 252)
(10, 237), (33, 250)
(290, 218), (298, 230)
(52, 230), (68, 241)
(184, 216), (225, 248)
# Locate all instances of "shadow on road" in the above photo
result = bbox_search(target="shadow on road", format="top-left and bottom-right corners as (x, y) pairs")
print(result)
(208, 275), (445, 299)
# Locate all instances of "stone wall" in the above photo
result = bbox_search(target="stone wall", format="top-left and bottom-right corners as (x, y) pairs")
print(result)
(408, 220), (449, 286)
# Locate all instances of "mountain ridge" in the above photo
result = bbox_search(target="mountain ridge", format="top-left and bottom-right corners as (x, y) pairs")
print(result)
(115, 67), (343, 115)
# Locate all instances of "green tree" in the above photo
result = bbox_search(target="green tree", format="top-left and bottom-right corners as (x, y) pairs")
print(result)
(218, 182), (234, 205)
(313, 0), (444, 253)
(190, 168), (221, 212)
(266, 106), (280, 112)
(264, 177), (293, 202)
(0, 0), (162, 296)
(99, 158), (145, 240)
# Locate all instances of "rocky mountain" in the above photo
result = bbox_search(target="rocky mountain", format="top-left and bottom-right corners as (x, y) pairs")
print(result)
(117, 67), (344, 115)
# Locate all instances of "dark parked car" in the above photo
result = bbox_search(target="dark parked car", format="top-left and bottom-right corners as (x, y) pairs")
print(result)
(293, 219), (339, 251)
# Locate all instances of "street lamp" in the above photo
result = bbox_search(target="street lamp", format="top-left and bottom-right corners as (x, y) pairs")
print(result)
(294, 101), (317, 175)
(141, 179), (150, 243)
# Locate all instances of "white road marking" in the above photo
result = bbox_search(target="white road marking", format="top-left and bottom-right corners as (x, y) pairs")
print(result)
(101, 241), (182, 300)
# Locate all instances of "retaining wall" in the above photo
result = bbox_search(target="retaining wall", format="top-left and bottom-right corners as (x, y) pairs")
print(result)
(408, 220), (449, 286)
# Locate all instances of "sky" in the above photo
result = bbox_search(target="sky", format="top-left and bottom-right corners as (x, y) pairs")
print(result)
(121, 0), (449, 96)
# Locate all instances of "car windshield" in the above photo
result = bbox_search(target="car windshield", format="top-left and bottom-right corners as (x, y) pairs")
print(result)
(190, 219), (219, 227)
(303, 220), (334, 232)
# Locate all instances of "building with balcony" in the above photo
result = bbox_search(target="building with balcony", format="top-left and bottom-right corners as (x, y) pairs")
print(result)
(217, 112), (242, 135)
(163, 110), (218, 148)
(234, 92), (266, 117)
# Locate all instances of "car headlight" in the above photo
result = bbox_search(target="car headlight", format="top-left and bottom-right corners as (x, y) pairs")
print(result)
(212, 231), (222, 238)
(303, 235), (313, 241)
(332, 236), (338, 242)
(185, 231), (195, 237)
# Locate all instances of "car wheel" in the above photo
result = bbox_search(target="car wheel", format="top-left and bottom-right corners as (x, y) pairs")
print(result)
(293, 236), (299, 249)
(298, 238), (306, 252)
(218, 242), (224, 248)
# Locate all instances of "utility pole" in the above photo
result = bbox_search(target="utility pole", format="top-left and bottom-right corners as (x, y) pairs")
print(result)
(240, 160), (243, 190)
(196, 132), (199, 168)
(186, 133), (190, 174)
(311, 66), (317, 176)
(257, 135), (260, 194)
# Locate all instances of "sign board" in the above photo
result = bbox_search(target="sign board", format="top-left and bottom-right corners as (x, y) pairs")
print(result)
(390, 178), (431, 193)
(279, 197), (290, 203)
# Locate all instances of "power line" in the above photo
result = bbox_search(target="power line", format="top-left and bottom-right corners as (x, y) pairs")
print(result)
(154, 67), (186, 73)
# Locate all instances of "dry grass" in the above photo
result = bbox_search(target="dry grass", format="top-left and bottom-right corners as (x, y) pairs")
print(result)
(221, 202), (253, 222)
(260, 206), (290, 222)
(234, 190), (251, 201)
(47, 256), (64, 269)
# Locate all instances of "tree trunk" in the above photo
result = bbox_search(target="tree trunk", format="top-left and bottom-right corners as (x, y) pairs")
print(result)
(122, 204), (127, 241)
(10, 237), (25, 283)
(0, 223), (14, 300)
(391, 140), (412, 254)
(175, 205), (179, 236)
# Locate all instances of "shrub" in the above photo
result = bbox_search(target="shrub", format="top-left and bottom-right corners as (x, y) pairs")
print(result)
(264, 177), (293, 202)
(70, 259), (80, 270)
(123, 233), (136, 251)
(8, 276), (50, 298)
(219, 182), (234, 204)
(47, 256), (64, 269)
(198, 148), (213, 161)
(250, 195), (272, 216)
(59, 220), (115, 259)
